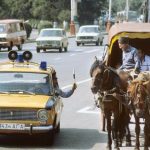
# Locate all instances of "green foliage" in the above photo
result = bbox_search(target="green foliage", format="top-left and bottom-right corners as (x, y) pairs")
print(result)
(38, 20), (53, 32)
(112, 0), (143, 14)
(24, 22), (32, 38)
(58, 10), (71, 22)
(78, 0), (107, 25)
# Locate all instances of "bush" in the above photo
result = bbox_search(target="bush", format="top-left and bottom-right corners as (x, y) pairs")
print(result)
(24, 23), (32, 39)
(38, 20), (53, 32)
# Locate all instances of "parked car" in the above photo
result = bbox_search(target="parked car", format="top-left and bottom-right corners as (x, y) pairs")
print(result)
(0, 51), (63, 145)
(0, 19), (27, 51)
(76, 25), (104, 46)
(36, 28), (68, 53)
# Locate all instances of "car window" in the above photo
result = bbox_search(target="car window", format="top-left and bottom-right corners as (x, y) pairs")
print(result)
(79, 27), (98, 33)
(0, 72), (53, 95)
(0, 24), (6, 33)
(39, 30), (62, 37)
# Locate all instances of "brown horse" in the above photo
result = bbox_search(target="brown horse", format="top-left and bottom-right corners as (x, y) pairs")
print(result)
(128, 72), (150, 150)
(90, 59), (131, 150)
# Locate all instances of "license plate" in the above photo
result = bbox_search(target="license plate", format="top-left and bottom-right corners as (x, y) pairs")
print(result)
(0, 123), (25, 130)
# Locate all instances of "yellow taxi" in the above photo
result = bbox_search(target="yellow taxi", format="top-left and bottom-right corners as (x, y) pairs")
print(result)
(0, 51), (63, 145)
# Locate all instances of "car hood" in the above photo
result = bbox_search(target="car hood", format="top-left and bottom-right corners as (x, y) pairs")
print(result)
(0, 94), (52, 108)
(76, 33), (98, 37)
(36, 37), (62, 41)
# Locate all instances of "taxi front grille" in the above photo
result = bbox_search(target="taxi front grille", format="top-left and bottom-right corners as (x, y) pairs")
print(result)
(0, 109), (37, 121)
(80, 36), (93, 39)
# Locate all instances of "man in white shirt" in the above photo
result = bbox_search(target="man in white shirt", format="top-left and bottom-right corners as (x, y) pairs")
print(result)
(135, 49), (150, 72)
(118, 37), (138, 70)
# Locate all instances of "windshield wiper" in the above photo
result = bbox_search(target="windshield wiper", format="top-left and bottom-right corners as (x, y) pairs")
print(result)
(8, 90), (35, 95)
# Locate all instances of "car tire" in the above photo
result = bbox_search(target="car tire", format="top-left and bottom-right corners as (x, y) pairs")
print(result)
(43, 48), (46, 52)
(96, 39), (99, 46)
(64, 47), (68, 52)
(59, 47), (62, 53)
(77, 42), (80, 46)
(8, 42), (13, 51)
(17, 44), (23, 51)
(100, 40), (103, 46)
(55, 122), (60, 133)
(44, 127), (55, 146)
(36, 48), (40, 53)
(82, 43), (84, 46)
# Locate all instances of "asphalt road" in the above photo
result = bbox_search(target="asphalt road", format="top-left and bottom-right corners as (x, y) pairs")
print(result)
(0, 38), (146, 150)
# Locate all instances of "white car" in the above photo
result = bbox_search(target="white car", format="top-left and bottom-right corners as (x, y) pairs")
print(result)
(36, 28), (68, 53)
(76, 25), (104, 46)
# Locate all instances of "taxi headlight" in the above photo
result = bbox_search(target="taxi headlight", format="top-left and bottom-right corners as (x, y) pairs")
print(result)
(37, 109), (49, 121)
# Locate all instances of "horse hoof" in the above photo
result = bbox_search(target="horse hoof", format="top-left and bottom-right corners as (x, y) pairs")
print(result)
(126, 142), (131, 147)
(144, 147), (149, 150)
(114, 147), (120, 150)
(106, 145), (112, 150)
(102, 129), (105, 132)
(118, 142), (122, 147)
(134, 147), (140, 150)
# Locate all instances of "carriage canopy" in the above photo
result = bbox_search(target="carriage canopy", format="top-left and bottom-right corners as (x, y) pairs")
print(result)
(106, 22), (150, 68)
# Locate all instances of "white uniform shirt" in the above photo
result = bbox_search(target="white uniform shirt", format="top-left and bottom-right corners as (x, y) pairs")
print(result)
(138, 55), (150, 72)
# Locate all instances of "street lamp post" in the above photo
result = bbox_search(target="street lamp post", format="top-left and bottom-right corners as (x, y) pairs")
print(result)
(126, 0), (129, 21)
(70, 0), (80, 35)
(106, 0), (112, 32)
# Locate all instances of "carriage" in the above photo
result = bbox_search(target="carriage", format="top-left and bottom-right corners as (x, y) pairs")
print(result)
(90, 22), (150, 150)
(105, 22), (150, 68)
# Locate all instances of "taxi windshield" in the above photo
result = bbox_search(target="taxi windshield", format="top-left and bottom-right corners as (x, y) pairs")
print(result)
(0, 24), (6, 33)
(0, 72), (52, 95)
(79, 27), (98, 33)
(39, 30), (62, 37)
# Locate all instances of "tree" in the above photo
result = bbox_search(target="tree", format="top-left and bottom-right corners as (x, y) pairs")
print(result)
(78, 0), (107, 25)
(58, 10), (71, 23)
(4, 0), (33, 20)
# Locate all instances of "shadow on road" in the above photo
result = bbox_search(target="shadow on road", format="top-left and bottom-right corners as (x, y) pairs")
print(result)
(0, 128), (107, 149)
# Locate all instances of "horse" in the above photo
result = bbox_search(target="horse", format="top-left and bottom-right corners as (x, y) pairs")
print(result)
(90, 58), (131, 150)
(128, 72), (150, 150)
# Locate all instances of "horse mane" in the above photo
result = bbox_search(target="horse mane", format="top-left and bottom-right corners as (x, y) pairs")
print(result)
(90, 59), (104, 77)
(128, 72), (150, 101)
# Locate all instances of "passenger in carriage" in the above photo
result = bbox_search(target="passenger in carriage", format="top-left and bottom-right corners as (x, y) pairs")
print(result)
(135, 48), (150, 72)
(118, 37), (138, 70)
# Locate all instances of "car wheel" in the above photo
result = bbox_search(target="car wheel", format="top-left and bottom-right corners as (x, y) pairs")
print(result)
(82, 43), (84, 46)
(64, 47), (68, 52)
(17, 44), (23, 51)
(96, 39), (99, 46)
(59, 47), (62, 53)
(8, 42), (13, 51)
(77, 42), (80, 46)
(55, 122), (60, 133)
(36, 48), (40, 53)
(43, 48), (46, 52)
(44, 127), (55, 146)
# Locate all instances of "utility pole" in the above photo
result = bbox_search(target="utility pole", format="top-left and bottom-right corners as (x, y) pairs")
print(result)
(126, 0), (129, 21)
(70, 0), (81, 35)
(106, 0), (112, 32)
(148, 0), (150, 22)
(108, 0), (112, 21)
